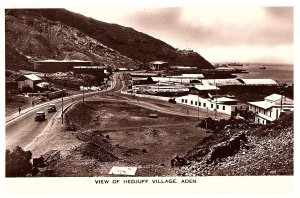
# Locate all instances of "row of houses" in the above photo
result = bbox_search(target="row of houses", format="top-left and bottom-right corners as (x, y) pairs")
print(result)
(174, 93), (293, 125)
(128, 73), (293, 125)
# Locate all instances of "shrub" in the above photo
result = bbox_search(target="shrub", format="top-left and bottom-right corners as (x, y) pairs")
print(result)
(6, 146), (33, 177)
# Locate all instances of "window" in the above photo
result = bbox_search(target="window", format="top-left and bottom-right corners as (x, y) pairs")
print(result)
(181, 99), (184, 103)
(264, 109), (266, 115)
(191, 101), (193, 105)
(217, 105), (219, 109)
(223, 106), (225, 110)
(199, 102), (201, 106)
(203, 103), (206, 107)
(195, 102), (197, 106)
(185, 99), (187, 103)
(270, 111), (272, 117)
(211, 104), (213, 108)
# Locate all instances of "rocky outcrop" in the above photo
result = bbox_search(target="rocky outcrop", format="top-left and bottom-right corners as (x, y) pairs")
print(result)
(205, 131), (247, 163)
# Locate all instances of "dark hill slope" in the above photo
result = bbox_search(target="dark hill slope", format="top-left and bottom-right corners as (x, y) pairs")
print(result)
(5, 10), (141, 70)
(9, 9), (213, 69)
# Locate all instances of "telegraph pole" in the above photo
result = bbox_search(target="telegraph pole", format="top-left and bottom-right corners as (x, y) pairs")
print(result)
(215, 80), (217, 119)
(111, 74), (114, 95)
(198, 94), (200, 118)
(61, 89), (64, 124)
(83, 87), (85, 105)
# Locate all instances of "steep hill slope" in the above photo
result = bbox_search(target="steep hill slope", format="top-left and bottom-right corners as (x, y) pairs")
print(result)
(6, 9), (213, 70)
(181, 113), (293, 176)
(5, 10), (141, 70)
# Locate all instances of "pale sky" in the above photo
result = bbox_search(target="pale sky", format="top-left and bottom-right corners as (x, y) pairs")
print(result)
(66, 5), (293, 64)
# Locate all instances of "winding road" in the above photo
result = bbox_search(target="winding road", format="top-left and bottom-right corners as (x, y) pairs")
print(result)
(5, 73), (123, 150)
(6, 72), (227, 151)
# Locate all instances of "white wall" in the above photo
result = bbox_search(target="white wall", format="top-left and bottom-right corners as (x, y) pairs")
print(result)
(18, 80), (34, 91)
(175, 95), (233, 115)
(249, 104), (293, 125)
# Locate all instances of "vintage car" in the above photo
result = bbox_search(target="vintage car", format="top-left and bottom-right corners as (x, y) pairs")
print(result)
(47, 104), (57, 113)
(34, 112), (46, 122)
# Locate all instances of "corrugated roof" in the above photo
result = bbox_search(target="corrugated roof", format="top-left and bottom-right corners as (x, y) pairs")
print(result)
(36, 60), (91, 63)
(180, 74), (204, 78)
(211, 97), (238, 103)
(73, 66), (107, 69)
(240, 79), (278, 85)
(265, 94), (282, 101)
(202, 79), (243, 86)
(194, 84), (220, 91)
(248, 101), (274, 109)
(24, 74), (42, 81)
(150, 61), (168, 64)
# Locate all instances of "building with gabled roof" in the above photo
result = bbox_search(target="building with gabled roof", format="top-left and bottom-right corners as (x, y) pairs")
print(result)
(16, 74), (43, 92)
(248, 94), (293, 125)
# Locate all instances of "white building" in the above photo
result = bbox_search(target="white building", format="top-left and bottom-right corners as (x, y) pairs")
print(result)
(248, 94), (293, 125)
(16, 74), (43, 92)
(151, 74), (204, 83)
(175, 94), (239, 115)
(149, 61), (169, 71)
(239, 79), (278, 86)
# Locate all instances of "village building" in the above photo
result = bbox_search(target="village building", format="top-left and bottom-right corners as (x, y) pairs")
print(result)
(34, 60), (92, 72)
(73, 66), (107, 82)
(248, 94), (294, 125)
(16, 74), (43, 92)
(175, 94), (239, 115)
(239, 78), (278, 86)
(149, 61), (169, 71)
(169, 66), (198, 70)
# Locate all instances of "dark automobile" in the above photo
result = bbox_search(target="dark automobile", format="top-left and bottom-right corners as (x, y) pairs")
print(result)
(34, 112), (46, 121)
(168, 98), (177, 104)
(47, 104), (57, 113)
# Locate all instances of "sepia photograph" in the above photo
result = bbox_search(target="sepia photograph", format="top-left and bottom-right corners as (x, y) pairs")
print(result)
(2, 0), (296, 195)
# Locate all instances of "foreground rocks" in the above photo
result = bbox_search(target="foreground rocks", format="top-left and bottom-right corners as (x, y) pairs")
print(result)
(181, 113), (293, 176)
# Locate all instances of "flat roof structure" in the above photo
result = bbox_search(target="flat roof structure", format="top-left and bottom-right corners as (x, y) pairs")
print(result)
(239, 79), (278, 86)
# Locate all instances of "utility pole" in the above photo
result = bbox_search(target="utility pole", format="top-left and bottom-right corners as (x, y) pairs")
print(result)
(82, 87), (85, 105)
(206, 107), (208, 135)
(61, 89), (64, 124)
(215, 81), (217, 119)
(198, 94), (200, 118)
(111, 74), (114, 95)
(280, 91), (283, 116)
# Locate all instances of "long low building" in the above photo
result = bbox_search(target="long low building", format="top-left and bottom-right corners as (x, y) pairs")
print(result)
(201, 78), (279, 86)
(239, 79), (278, 86)
(201, 79), (243, 86)
(73, 66), (106, 82)
(175, 94), (240, 115)
(34, 60), (92, 72)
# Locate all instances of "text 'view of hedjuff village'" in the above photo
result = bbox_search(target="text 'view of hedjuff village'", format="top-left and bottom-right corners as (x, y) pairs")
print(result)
(5, 8), (293, 177)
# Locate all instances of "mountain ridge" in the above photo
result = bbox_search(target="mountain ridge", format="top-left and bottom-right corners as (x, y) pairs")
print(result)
(6, 9), (213, 70)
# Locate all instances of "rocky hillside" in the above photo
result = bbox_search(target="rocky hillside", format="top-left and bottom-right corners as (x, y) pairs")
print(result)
(181, 113), (293, 176)
(5, 9), (213, 71)
(5, 9), (141, 70)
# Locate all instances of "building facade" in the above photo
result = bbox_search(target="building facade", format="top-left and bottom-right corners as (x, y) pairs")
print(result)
(34, 60), (92, 72)
(149, 61), (169, 71)
(175, 94), (239, 115)
(248, 94), (293, 125)
(16, 74), (43, 92)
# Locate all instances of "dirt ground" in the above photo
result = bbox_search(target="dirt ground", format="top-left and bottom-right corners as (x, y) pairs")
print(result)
(5, 94), (31, 116)
(43, 100), (206, 176)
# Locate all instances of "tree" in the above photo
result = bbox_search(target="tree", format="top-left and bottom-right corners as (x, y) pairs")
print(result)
(6, 146), (33, 177)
